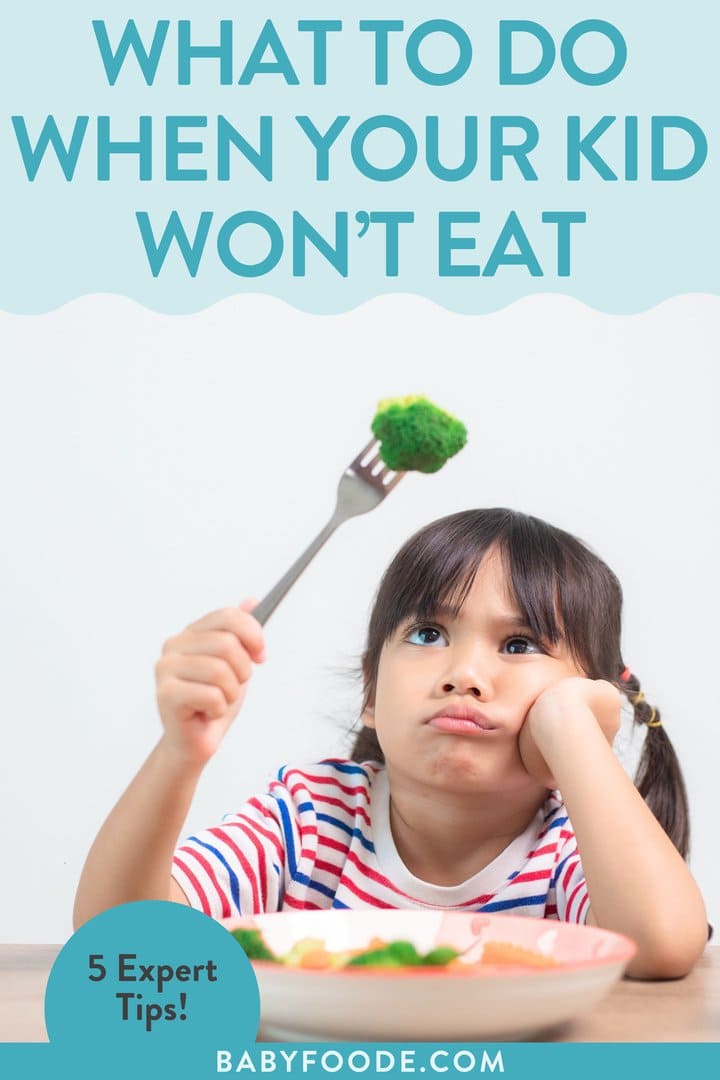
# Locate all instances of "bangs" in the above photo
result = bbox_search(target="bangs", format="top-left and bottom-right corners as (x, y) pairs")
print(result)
(364, 509), (622, 684)
(500, 518), (567, 648)
(381, 521), (491, 629)
(376, 510), (566, 646)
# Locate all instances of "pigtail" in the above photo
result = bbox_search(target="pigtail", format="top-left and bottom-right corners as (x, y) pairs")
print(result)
(619, 669), (690, 859)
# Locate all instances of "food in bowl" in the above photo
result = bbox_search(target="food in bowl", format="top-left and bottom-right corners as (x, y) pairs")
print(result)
(231, 927), (557, 970)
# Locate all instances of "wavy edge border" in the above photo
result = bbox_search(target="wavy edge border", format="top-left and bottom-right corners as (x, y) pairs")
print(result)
(2, 289), (720, 320)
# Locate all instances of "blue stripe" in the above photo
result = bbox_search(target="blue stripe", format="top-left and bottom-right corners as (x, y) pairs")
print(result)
(191, 837), (241, 913)
(316, 813), (375, 853)
(292, 872), (337, 901)
(316, 812), (352, 836)
(542, 815), (568, 834)
(297, 800), (314, 813)
(546, 812), (569, 829)
(273, 796), (297, 878)
(481, 894), (547, 912)
(319, 759), (372, 778)
(551, 852), (574, 887)
(332, 898), (350, 909)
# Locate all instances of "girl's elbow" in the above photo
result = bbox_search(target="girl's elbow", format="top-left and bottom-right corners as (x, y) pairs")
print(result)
(626, 919), (708, 980)
(72, 893), (95, 932)
(72, 901), (87, 933)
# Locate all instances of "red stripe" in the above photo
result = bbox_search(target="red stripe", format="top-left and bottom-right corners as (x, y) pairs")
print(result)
(246, 797), (276, 817)
(336, 874), (396, 908)
(562, 857), (580, 892)
(177, 846), (232, 918)
(566, 880), (588, 922)
(282, 893), (323, 910)
(508, 868), (552, 884)
(526, 842), (561, 859)
(317, 834), (352, 855)
(312, 792), (372, 827)
(328, 844), (401, 892)
(246, 798), (285, 830)
(535, 823), (572, 844)
(281, 769), (371, 802)
(451, 891), (495, 907)
(228, 811), (285, 864)
(314, 857), (344, 877)
(172, 856), (212, 916)
(210, 825), (266, 910)
(205, 829), (260, 913)
(576, 892), (590, 923)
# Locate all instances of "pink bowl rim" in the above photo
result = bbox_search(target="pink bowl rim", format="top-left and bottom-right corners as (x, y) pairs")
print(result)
(223, 911), (637, 978)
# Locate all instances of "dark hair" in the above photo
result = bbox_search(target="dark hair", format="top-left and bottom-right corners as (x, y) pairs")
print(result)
(350, 508), (690, 858)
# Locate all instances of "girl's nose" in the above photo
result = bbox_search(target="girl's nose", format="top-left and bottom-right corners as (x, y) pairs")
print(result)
(441, 680), (485, 699)
(439, 652), (492, 700)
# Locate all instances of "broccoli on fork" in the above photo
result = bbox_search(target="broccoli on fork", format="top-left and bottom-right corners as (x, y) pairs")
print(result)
(371, 395), (467, 474)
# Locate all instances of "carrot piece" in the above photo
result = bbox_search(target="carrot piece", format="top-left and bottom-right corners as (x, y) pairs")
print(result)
(298, 949), (334, 970)
(480, 941), (557, 967)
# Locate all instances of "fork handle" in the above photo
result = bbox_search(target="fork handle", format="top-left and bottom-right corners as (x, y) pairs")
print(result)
(252, 511), (344, 626)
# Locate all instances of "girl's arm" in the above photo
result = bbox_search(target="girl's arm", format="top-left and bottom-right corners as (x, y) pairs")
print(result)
(73, 738), (201, 925)
(521, 678), (708, 980)
(73, 603), (264, 929)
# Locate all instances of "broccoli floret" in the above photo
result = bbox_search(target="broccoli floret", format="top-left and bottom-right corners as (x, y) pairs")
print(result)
(420, 946), (461, 966)
(230, 928), (278, 962)
(345, 941), (423, 968)
(345, 941), (461, 969)
(371, 396), (467, 474)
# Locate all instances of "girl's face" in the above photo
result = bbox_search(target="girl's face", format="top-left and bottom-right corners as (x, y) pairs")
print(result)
(364, 549), (583, 795)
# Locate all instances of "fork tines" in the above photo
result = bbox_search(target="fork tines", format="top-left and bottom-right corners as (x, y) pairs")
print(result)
(350, 439), (405, 493)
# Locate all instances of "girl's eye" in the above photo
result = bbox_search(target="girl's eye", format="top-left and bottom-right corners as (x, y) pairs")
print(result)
(406, 625), (448, 647)
(503, 636), (542, 655)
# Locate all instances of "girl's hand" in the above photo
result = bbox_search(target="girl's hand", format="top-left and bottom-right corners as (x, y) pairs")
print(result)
(518, 677), (622, 788)
(155, 599), (265, 766)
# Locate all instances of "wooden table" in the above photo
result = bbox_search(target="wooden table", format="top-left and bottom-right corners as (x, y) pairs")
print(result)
(1, 946), (718, 1043)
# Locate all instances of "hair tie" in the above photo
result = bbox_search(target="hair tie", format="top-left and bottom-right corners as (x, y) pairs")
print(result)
(632, 690), (645, 707)
(620, 666), (632, 682)
(646, 708), (662, 729)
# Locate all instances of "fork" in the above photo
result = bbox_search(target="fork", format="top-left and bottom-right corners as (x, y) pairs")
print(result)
(252, 440), (404, 626)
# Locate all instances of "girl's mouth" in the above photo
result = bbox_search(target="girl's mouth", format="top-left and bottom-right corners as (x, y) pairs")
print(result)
(426, 705), (498, 734)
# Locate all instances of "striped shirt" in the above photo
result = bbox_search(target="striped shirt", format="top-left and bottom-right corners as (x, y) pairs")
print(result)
(172, 759), (590, 923)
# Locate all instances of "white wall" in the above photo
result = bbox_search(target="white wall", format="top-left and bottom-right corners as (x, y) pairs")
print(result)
(1, 294), (717, 942)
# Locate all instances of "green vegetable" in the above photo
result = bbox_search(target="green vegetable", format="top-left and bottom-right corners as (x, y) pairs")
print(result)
(346, 940), (462, 969)
(371, 396), (467, 474)
(421, 946), (461, 966)
(231, 928), (279, 962)
(346, 940), (423, 968)
(231, 929), (463, 970)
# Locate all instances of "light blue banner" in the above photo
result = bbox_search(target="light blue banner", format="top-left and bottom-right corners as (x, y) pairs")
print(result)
(2, 0), (718, 313)
(2, 1043), (720, 1080)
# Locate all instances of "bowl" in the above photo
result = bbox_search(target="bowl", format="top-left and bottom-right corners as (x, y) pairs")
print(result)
(222, 909), (636, 1041)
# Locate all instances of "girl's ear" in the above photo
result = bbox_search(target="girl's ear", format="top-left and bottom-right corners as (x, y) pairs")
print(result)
(361, 704), (375, 729)
(361, 651), (375, 727)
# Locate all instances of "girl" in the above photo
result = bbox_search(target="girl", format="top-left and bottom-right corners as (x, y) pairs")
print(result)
(74, 509), (708, 978)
